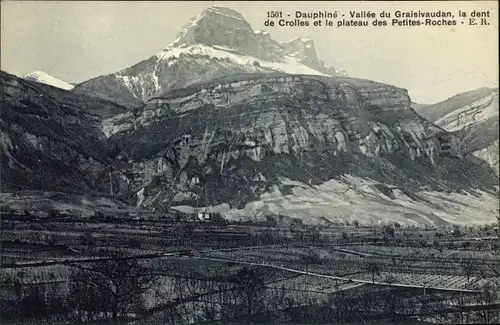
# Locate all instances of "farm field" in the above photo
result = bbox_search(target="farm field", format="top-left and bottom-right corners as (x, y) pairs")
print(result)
(340, 244), (498, 261)
(267, 275), (363, 293)
(1, 216), (499, 324)
(351, 272), (494, 291)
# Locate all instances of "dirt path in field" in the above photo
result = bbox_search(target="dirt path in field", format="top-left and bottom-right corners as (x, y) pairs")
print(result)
(195, 255), (483, 294)
(0, 244), (281, 268)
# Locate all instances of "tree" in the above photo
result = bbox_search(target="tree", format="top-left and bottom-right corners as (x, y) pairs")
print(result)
(231, 267), (266, 321)
(69, 253), (157, 324)
(386, 225), (395, 238)
(433, 240), (443, 253)
(462, 261), (477, 283)
(452, 225), (463, 238)
(497, 211), (500, 233)
(383, 275), (398, 322)
(366, 262), (381, 283)
(308, 227), (322, 245)
(69, 269), (108, 322)
(301, 249), (323, 273)
(80, 231), (95, 246)
(473, 282), (499, 324)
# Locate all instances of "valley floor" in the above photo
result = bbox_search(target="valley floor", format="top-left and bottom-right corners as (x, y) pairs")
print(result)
(1, 209), (499, 324)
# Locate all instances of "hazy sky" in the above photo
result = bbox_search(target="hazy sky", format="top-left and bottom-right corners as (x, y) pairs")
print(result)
(1, 1), (498, 103)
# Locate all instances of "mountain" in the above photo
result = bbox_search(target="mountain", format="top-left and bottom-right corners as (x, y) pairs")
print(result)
(3, 6), (498, 227)
(24, 71), (74, 90)
(104, 72), (498, 226)
(72, 6), (345, 108)
(414, 87), (499, 175)
(0, 71), (129, 195)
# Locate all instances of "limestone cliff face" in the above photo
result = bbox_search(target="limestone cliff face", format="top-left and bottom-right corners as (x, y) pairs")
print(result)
(3, 70), (497, 225)
(0, 71), (129, 195)
(473, 139), (499, 176)
(415, 88), (499, 175)
(107, 73), (494, 213)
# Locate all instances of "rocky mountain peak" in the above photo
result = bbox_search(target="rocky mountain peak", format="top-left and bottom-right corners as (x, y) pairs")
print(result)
(166, 6), (324, 65)
(281, 38), (323, 72)
(168, 6), (277, 60)
(281, 38), (316, 55)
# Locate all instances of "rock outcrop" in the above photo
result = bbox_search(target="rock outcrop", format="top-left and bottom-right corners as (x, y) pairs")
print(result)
(414, 87), (499, 175)
(171, 7), (282, 62)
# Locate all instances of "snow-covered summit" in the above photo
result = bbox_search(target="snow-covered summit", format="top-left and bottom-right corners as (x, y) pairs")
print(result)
(24, 71), (74, 90)
(73, 6), (346, 107)
(155, 43), (329, 77)
(160, 6), (343, 76)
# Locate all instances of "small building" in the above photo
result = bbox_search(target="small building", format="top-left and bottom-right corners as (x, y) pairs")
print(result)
(197, 211), (210, 221)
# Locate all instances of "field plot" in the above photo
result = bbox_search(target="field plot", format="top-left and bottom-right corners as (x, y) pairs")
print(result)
(0, 265), (72, 284)
(352, 271), (495, 291)
(267, 274), (363, 293)
(342, 244), (498, 261)
(201, 246), (363, 263)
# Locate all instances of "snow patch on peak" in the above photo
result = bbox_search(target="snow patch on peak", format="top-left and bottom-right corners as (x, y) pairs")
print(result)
(155, 44), (329, 76)
(23, 71), (74, 90)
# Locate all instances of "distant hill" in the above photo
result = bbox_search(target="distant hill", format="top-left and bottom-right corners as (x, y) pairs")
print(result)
(410, 101), (431, 111)
(1, 70), (128, 194)
(24, 70), (74, 90)
(414, 87), (499, 175)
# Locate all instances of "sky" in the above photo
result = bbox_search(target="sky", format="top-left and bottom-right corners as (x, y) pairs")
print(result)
(1, 1), (498, 103)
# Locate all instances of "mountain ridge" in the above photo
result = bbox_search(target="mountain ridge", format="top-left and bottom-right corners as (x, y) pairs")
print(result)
(103, 72), (498, 226)
(2, 67), (498, 226)
(0, 70), (129, 195)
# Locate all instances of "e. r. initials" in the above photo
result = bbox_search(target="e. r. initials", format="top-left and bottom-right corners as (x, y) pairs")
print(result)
(459, 10), (490, 26)
(468, 17), (489, 26)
